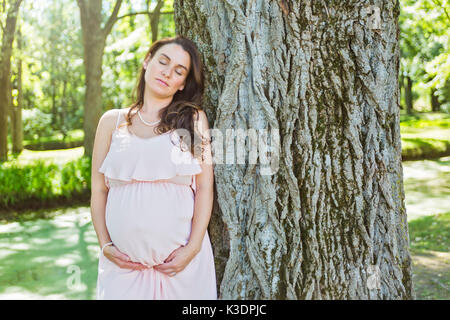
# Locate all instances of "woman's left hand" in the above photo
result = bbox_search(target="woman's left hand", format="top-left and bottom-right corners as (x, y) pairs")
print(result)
(154, 245), (199, 277)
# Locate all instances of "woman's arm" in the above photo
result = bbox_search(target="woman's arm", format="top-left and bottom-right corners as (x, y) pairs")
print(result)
(185, 109), (215, 255)
(90, 109), (116, 249)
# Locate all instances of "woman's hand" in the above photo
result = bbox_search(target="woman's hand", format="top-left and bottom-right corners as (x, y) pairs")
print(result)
(103, 245), (148, 271)
(154, 245), (199, 277)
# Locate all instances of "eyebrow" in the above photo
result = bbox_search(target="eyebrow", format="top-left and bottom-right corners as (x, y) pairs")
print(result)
(159, 53), (188, 71)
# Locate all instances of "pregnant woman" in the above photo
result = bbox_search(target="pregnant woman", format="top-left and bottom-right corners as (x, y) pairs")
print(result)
(90, 36), (217, 299)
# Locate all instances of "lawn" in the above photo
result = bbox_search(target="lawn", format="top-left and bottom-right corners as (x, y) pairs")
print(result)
(0, 111), (448, 299)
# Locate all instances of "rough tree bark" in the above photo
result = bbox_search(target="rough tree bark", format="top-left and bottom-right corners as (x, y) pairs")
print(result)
(0, 0), (23, 161)
(175, 0), (415, 299)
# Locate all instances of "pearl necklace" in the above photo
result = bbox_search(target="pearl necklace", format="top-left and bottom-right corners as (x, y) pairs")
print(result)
(138, 110), (161, 126)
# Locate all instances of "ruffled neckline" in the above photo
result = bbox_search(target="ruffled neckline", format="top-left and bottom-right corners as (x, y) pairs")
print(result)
(99, 125), (202, 186)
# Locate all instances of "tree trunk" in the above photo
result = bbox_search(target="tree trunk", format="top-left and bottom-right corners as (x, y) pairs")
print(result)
(11, 22), (23, 153)
(398, 73), (404, 110)
(0, 0), (23, 161)
(147, 0), (164, 43)
(77, 0), (123, 157)
(405, 76), (413, 115)
(175, 0), (415, 300)
(430, 88), (440, 112)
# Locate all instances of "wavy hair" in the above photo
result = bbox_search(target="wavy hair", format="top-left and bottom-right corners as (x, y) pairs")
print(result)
(121, 35), (209, 160)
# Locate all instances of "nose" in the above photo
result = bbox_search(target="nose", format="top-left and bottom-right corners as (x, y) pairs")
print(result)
(162, 68), (171, 78)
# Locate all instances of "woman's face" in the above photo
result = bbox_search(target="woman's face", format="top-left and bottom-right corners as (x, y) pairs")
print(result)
(143, 43), (191, 97)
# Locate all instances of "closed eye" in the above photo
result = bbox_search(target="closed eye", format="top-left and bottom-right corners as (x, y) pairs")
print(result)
(159, 60), (183, 76)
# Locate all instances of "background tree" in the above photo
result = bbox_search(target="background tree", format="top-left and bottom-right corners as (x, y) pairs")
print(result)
(77, 0), (175, 157)
(0, 0), (23, 161)
(147, 0), (165, 43)
(76, 0), (124, 158)
(175, 0), (415, 299)
(399, 0), (449, 113)
(10, 21), (23, 153)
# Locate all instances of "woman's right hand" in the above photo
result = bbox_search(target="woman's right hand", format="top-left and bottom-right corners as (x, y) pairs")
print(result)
(103, 245), (148, 271)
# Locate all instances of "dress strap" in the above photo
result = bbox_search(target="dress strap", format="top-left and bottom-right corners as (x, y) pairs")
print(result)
(115, 109), (122, 129)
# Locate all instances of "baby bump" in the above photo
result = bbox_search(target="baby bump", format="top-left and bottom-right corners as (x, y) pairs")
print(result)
(105, 181), (195, 267)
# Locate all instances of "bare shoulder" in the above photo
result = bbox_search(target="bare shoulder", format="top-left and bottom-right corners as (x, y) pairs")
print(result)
(97, 108), (121, 133)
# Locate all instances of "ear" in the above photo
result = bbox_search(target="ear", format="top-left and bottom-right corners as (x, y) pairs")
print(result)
(143, 58), (149, 69)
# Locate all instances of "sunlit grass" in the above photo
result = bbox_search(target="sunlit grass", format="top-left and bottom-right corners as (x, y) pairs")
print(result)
(4, 147), (84, 167)
(0, 207), (98, 300)
(409, 212), (449, 252)
(403, 156), (449, 221)
(409, 212), (450, 300)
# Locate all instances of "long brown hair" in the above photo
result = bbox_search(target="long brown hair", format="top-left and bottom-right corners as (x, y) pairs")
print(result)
(122, 35), (208, 160)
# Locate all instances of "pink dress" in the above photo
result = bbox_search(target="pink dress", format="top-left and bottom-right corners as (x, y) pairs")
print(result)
(96, 108), (217, 300)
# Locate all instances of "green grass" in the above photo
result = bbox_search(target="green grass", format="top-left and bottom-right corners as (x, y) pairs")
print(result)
(5, 146), (84, 167)
(23, 129), (84, 145)
(0, 207), (447, 299)
(399, 112), (450, 160)
(409, 212), (450, 253)
(0, 111), (448, 299)
(408, 212), (450, 300)
(0, 207), (98, 299)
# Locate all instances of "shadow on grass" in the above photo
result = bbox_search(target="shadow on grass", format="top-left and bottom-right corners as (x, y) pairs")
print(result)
(0, 207), (98, 299)
(408, 212), (450, 300)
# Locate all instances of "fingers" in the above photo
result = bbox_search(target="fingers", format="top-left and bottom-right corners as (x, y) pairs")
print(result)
(164, 253), (175, 263)
(117, 260), (148, 271)
(154, 261), (178, 276)
(106, 247), (148, 271)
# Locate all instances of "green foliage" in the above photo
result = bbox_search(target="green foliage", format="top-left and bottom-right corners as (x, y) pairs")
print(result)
(23, 129), (84, 151)
(0, 157), (92, 210)
(400, 0), (449, 109)
(22, 109), (54, 141)
(15, 0), (85, 136)
(402, 137), (450, 160)
(103, 0), (175, 110)
(60, 156), (91, 198)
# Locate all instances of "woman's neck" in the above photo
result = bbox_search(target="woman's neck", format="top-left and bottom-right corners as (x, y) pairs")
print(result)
(141, 87), (173, 115)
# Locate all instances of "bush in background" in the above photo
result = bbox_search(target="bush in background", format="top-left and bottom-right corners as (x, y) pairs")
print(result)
(0, 157), (91, 212)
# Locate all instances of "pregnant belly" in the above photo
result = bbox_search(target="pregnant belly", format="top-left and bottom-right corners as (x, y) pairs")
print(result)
(105, 181), (194, 267)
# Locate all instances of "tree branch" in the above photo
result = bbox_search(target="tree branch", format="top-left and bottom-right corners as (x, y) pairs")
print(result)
(116, 10), (173, 21)
(431, 0), (450, 22)
(76, 0), (87, 17)
(102, 0), (123, 39)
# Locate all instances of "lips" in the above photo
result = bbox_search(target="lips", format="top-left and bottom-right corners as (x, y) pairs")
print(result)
(156, 78), (169, 87)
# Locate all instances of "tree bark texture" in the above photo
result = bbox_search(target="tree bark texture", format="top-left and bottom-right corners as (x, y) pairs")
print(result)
(0, 0), (22, 161)
(175, 0), (415, 300)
